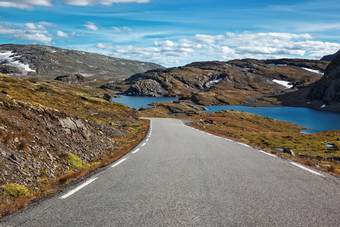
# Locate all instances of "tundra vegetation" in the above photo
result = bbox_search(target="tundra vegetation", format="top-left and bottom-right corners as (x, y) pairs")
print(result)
(0, 74), (149, 218)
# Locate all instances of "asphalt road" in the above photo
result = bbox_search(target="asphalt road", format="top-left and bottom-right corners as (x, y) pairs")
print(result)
(1, 118), (340, 226)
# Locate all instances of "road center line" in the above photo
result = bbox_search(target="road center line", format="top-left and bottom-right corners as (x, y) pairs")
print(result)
(290, 162), (324, 177)
(60, 177), (97, 199)
(146, 138), (149, 142)
(132, 148), (140, 154)
(142, 142), (146, 146)
(111, 158), (127, 168)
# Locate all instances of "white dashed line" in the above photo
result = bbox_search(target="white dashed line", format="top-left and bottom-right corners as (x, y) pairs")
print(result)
(146, 138), (149, 142)
(142, 142), (146, 147)
(132, 148), (140, 154)
(290, 162), (324, 177)
(111, 158), (127, 168)
(60, 177), (97, 199)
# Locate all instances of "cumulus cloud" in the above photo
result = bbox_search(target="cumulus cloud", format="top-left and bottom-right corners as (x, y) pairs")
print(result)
(0, 0), (149, 9)
(0, 22), (52, 43)
(96, 32), (340, 67)
(84, 22), (98, 31)
(56, 30), (75, 38)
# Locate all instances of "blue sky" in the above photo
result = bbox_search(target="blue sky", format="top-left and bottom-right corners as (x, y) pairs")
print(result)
(1, 0), (340, 66)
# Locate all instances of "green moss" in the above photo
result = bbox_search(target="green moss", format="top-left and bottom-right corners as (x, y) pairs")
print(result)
(4, 183), (31, 198)
(67, 153), (85, 169)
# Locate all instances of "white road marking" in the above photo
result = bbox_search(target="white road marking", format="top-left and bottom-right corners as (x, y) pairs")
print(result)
(132, 148), (140, 154)
(146, 138), (149, 142)
(142, 142), (146, 146)
(237, 142), (251, 148)
(60, 177), (97, 199)
(258, 150), (276, 157)
(111, 158), (127, 168)
(290, 162), (324, 177)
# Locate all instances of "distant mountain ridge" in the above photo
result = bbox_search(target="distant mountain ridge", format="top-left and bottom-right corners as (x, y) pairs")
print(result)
(121, 58), (328, 105)
(0, 44), (164, 83)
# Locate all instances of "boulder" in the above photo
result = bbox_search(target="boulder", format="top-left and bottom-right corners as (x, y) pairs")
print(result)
(54, 74), (85, 83)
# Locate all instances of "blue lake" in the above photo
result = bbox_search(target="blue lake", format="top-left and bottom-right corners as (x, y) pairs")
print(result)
(113, 95), (178, 111)
(113, 96), (340, 134)
(203, 105), (340, 134)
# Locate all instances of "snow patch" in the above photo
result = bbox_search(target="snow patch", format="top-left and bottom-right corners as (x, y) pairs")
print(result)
(272, 79), (293, 89)
(301, 67), (323, 75)
(0, 51), (35, 72)
(205, 78), (223, 87)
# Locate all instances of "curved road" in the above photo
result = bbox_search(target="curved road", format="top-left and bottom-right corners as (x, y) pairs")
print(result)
(1, 118), (340, 226)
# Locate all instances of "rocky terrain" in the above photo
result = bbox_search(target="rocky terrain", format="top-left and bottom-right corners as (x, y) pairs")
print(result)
(120, 59), (328, 105)
(278, 49), (340, 112)
(0, 44), (164, 85)
(0, 74), (148, 217)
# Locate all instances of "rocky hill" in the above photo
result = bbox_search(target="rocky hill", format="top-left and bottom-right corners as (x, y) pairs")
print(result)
(0, 44), (164, 85)
(279, 49), (340, 111)
(321, 50), (340, 61)
(0, 74), (148, 217)
(121, 59), (328, 105)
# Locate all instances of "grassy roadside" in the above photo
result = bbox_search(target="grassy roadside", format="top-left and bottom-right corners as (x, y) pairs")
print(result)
(140, 104), (340, 177)
(0, 119), (149, 218)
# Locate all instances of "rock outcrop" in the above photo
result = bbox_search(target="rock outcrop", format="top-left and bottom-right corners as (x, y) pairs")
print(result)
(308, 50), (340, 108)
(277, 49), (340, 111)
(54, 74), (85, 83)
(321, 50), (340, 61)
(123, 59), (328, 105)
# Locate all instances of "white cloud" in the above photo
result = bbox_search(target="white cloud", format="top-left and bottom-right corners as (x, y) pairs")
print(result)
(84, 22), (98, 31)
(62, 0), (149, 6)
(57, 30), (71, 38)
(0, 0), (52, 10)
(0, 22), (52, 43)
(96, 43), (115, 49)
(95, 32), (340, 67)
(112, 26), (133, 33)
(194, 34), (225, 45)
(0, 0), (149, 9)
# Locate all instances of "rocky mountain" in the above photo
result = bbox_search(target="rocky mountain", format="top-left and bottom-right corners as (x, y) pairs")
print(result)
(121, 59), (328, 105)
(321, 50), (340, 61)
(0, 44), (164, 84)
(277, 49), (340, 111)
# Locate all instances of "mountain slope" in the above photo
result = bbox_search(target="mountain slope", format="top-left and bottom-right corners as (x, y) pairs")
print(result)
(321, 50), (340, 61)
(0, 44), (164, 84)
(0, 74), (148, 217)
(278, 49), (340, 111)
(122, 59), (328, 105)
